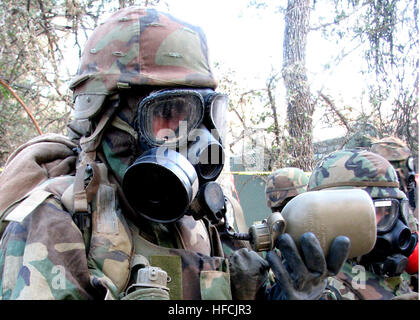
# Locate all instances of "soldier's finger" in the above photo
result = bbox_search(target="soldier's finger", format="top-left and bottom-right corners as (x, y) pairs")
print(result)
(275, 233), (309, 290)
(326, 235), (351, 275)
(266, 250), (293, 292)
(300, 232), (327, 276)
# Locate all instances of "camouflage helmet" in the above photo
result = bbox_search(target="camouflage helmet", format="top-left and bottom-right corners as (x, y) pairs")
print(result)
(307, 149), (405, 199)
(69, 7), (218, 120)
(265, 167), (309, 209)
(370, 136), (411, 162)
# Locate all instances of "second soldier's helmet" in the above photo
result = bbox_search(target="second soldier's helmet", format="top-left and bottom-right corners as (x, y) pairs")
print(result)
(370, 136), (411, 162)
(307, 149), (405, 199)
(69, 7), (218, 121)
(265, 167), (309, 210)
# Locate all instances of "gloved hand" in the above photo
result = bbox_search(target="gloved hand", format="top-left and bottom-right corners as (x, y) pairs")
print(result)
(229, 248), (270, 300)
(265, 232), (350, 300)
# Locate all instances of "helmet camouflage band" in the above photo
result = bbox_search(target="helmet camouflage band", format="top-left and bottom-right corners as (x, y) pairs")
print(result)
(265, 167), (309, 209)
(307, 149), (405, 199)
(370, 136), (411, 162)
(69, 7), (218, 120)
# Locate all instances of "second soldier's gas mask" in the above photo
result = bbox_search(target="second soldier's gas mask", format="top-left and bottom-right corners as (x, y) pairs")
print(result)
(391, 157), (416, 192)
(391, 157), (417, 210)
(122, 88), (228, 223)
(361, 197), (417, 277)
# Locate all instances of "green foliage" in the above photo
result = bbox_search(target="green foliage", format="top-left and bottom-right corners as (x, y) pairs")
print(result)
(0, 0), (167, 166)
(311, 0), (418, 160)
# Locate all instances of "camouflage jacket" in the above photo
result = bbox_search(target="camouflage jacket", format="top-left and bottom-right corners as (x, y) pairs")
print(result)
(0, 174), (254, 300)
(0, 176), (240, 300)
(0, 133), (259, 300)
(323, 261), (415, 300)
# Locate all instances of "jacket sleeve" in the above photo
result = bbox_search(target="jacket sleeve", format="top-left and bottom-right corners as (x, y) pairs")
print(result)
(0, 197), (100, 300)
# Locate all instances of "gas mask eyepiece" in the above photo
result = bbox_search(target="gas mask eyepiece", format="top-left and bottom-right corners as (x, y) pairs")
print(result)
(137, 89), (228, 148)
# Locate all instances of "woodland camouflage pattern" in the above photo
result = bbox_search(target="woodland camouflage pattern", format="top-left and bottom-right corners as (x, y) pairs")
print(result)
(323, 261), (414, 300)
(0, 145), (237, 300)
(309, 149), (418, 300)
(370, 136), (415, 200)
(0, 176), (96, 299)
(308, 149), (417, 231)
(70, 7), (217, 102)
(307, 149), (406, 199)
(0, 107), (245, 300)
(371, 136), (411, 162)
(0, 7), (253, 300)
(129, 218), (233, 300)
(265, 167), (309, 209)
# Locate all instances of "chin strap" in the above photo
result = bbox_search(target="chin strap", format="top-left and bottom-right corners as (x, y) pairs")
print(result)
(73, 95), (120, 230)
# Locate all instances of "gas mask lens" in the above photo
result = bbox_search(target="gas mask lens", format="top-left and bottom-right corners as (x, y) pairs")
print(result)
(208, 93), (228, 144)
(399, 198), (410, 226)
(374, 198), (400, 233)
(406, 156), (415, 172)
(138, 90), (205, 147)
(138, 89), (229, 148)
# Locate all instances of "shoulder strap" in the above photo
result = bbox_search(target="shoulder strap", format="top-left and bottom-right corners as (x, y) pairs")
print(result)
(1, 175), (75, 223)
(3, 189), (53, 223)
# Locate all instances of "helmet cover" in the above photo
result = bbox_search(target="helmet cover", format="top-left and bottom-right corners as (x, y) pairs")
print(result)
(265, 167), (309, 209)
(308, 149), (405, 199)
(371, 136), (411, 162)
(69, 7), (218, 120)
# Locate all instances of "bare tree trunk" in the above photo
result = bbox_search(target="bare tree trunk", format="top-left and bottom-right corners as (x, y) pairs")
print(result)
(282, 0), (314, 171)
(267, 74), (281, 149)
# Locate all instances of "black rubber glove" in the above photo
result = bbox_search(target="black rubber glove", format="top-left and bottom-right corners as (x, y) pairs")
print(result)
(229, 248), (270, 300)
(265, 232), (350, 300)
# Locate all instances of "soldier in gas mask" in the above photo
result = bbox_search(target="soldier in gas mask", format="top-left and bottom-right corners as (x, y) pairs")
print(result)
(265, 167), (309, 213)
(308, 149), (418, 299)
(0, 7), (350, 300)
(371, 136), (418, 214)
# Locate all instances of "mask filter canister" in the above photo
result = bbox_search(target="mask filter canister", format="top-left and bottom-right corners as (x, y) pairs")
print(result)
(122, 147), (198, 223)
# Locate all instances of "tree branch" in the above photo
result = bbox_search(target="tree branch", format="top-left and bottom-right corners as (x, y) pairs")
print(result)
(319, 93), (351, 132)
(0, 79), (43, 135)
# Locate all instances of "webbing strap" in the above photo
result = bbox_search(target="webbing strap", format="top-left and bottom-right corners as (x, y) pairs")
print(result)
(73, 98), (119, 214)
(85, 162), (101, 203)
(73, 162), (102, 213)
(73, 164), (89, 213)
(111, 116), (138, 139)
(4, 189), (53, 222)
(309, 180), (399, 191)
(79, 99), (118, 153)
(267, 184), (308, 192)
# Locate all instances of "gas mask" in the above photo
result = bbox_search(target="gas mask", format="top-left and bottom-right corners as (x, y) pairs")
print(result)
(392, 157), (416, 192)
(391, 157), (417, 210)
(362, 197), (418, 276)
(122, 88), (228, 223)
